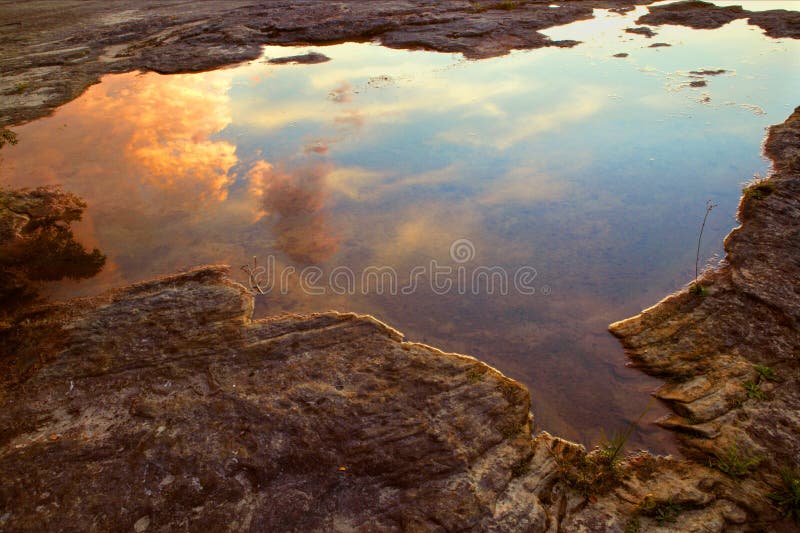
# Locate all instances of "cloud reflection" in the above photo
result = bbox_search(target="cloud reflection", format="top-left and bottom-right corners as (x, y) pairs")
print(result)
(248, 160), (340, 264)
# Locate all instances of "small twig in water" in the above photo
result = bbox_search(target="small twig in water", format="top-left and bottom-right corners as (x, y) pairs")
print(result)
(240, 255), (265, 294)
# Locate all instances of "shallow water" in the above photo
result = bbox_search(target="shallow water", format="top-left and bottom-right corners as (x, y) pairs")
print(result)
(3, 7), (799, 452)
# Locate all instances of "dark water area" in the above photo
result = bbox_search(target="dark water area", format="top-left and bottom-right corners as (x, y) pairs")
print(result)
(2, 6), (799, 452)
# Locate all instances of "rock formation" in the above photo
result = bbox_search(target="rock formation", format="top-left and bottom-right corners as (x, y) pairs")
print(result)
(610, 107), (800, 531)
(0, 262), (759, 532)
(638, 0), (800, 38)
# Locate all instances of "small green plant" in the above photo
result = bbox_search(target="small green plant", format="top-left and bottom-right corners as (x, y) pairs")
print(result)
(598, 401), (652, 467)
(690, 199), (717, 296)
(648, 499), (683, 524)
(754, 365), (779, 382)
(466, 368), (484, 384)
(653, 501), (684, 524)
(768, 467), (800, 525)
(12, 82), (29, 94)
(711, 443), (763, 477)
(0, 129), (18, 149)
(472, 0), (519, 10)
(624, 516), (641, 533)
(744, 381), (767, 400)
(689, 283), (709, 296)
(742, 178), (775, 200)
(636, 495), (685, 525)
(495, 1), (520, 9)
(510, 454), (533, 478)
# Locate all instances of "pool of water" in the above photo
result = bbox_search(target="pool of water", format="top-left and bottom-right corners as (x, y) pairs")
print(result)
(2, 6), (798, 452)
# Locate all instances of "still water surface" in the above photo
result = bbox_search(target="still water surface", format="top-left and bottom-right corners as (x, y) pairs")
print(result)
(3, 6), (799, 451)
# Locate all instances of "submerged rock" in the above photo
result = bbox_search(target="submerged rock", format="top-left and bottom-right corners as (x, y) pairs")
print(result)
(267, 52), (330, 65)
(689, 69), (727, 76)
(625, 26), (657, 38)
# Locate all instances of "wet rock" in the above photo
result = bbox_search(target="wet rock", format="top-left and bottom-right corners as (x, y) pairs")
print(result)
(649, 42), (671, 48)
(613, 52), (629, 57)
(748, 9), (800, 39)
(690, 68), (727, 76)
(267, 52), (330, 65)
(625, 26), (657, 37)
(638, 0), (745, 29)
(689, 79), (707, 87)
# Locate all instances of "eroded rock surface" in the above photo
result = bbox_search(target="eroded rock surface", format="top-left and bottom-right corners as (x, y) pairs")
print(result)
(0, 266), (534, 530)
(610, 107), (800, 530)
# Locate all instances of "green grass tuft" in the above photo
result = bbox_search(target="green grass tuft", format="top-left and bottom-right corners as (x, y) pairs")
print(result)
(754, 365), (779, 382)
(689, 283), (709, 296)
(744, 381), (767, 401)
(637, 496), (685, 525)
(743, 178), (776, 200)
(624, 516), (641, 533)
(711, 443), (763, 477)
(466, 368), (484, 384)
(769, 468), (800, 525)
(495, 1), (520, 9)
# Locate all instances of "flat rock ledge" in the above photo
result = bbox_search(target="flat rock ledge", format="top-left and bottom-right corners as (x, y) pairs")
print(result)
(610, 107), (800, 531)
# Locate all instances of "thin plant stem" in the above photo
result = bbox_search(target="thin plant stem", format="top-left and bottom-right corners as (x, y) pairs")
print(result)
(694, 200), (717, 288)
